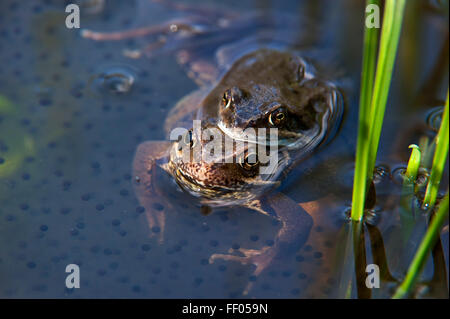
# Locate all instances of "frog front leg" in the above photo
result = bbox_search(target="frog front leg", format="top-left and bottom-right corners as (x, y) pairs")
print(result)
(209, 191), (313, 295)
(132, 141), (173, 243)
(174, 49), (220, 86)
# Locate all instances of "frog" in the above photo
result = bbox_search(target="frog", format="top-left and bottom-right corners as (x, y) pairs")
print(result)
(132, 128), (313, 295)
(211, 50), (342, 152)
(82, 0), (344, 295)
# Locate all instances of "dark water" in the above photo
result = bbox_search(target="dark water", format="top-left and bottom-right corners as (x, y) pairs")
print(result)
(0, 0), (448, 298)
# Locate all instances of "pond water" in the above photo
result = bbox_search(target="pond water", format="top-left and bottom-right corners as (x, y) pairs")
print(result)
(0, 0), (448, 298)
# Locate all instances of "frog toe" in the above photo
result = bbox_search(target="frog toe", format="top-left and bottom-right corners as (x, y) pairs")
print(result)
(209, 246), (276, 294)
(145, 209), (166, 243)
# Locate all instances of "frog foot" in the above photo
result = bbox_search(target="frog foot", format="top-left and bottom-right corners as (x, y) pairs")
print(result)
(209, 246), (277, 295)
(133, 141), (173, 244)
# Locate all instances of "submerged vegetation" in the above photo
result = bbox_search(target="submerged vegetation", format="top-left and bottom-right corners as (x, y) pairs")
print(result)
(0, 95), (35, 180)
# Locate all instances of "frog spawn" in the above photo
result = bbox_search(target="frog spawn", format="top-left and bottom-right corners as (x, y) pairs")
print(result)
(2, 0), (282, 298)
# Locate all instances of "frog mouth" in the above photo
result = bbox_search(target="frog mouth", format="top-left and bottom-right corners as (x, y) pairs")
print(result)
(175, 166), (241, 194)
(217, 120), (322, 151)
(173, 166), (255, 204)
(171, 161), (281, 203)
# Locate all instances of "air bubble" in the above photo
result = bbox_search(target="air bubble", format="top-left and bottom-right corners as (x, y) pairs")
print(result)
(373, 165), (390, 184)
(364, 208), (382, 226)
(392, 167), (407, 185)
(415, 168), (430, 188)
(426, 106), (443, 131)
(93, 66), (136, 95)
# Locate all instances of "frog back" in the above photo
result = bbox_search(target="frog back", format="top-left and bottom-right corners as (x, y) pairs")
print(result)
(163, 88), (213, 137)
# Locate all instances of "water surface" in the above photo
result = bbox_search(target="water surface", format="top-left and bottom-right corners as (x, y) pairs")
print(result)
(0, 0), (448, 298)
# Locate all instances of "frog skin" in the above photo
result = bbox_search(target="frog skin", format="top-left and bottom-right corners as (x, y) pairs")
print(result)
(83, 0), (343, 295)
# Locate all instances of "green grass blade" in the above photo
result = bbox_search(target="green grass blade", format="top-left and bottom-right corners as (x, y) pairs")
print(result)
(352, 0), (406, 221)
(351, 0), (381, 221)
(405, 144), (421, 183)
(360, 0), (380, 115)
(393, 193), (449, 299)
(418, 136), (434, 169)
(423, 91), (449, 208)
(366, 0), (406, 178)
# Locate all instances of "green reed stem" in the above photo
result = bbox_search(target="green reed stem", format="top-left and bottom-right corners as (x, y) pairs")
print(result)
(366, 0), (406, 179)
(418, 136), (434, 169)
(405, 144), (421, 183)
(351, 0), (381, 221)
(360, 0), (380, 116)
(423, 91), (449, 208)
(399, 144), (422, 242)
(393, 193), (449, 299)
(352, 0), (406, 220)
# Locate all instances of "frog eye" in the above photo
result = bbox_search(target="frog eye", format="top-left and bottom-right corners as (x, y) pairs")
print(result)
(222, 89), (232, 109)
(184, 130), (195, 148)
(268, 108), (287, 126)
(239, 152), (259, 171)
